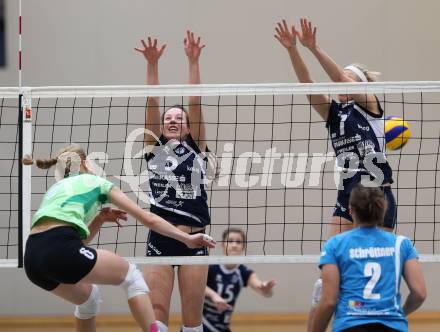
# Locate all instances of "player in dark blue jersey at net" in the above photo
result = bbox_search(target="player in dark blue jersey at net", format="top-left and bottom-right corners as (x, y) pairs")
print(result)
(135, 31), (211, 332)
(275, 17), (396, 235)
(311, 184), (426, 332)
(203, 228), (277, 332)
(274, 17), (399, 331)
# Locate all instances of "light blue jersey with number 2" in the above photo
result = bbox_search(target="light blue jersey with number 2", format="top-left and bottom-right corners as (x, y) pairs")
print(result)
(319, 227), (417, 332)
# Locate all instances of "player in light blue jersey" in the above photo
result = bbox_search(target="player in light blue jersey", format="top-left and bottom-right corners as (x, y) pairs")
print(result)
(311, 184), (426, 332)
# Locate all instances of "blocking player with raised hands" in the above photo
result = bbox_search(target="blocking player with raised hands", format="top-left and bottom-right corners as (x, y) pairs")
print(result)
(135, 31), (211, 332)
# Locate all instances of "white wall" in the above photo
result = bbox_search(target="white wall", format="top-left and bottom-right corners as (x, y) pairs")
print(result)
(1, 0), (440, 317)
(2, 0), (440, 87)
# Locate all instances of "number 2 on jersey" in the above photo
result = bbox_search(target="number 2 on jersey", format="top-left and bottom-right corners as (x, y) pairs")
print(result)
(363, 262), (381, 300)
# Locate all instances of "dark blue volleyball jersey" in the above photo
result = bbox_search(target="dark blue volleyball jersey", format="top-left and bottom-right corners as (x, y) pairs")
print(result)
(145, 134), (210, 227)
(327, 99), (393, 187)
(203, 264), (254, 332)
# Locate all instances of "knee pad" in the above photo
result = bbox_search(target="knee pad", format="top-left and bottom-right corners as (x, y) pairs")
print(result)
(120, 263), (149, 300)
(74, 284), (101, 320)
(156, 320), (168, 332)
(182, 325), (203, 332)
(311, 278), (322, 308)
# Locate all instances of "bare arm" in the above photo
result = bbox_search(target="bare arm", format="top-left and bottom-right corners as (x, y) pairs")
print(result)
(205, 286), (232, 313)
(84, 207), (126, 244)
(108, 187), (215, 249)
(310, 264), (339, 332)
(402, 258), (427, 316)
(184, 30), (206, 151)
(135, 37), (166, 145)
(84, 217), (104, 244)
(247, 273), (276, 297)
(274, 19), (330, 120)
(298, 18), (378, 113)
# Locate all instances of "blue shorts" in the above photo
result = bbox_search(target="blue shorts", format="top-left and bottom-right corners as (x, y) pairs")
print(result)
(333, 186), (397, 229)
(146, 229), (209, 257)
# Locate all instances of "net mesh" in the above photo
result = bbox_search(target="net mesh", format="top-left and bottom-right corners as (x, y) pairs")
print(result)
(2, 83), (440, 265)
(0, 93), (19, 264)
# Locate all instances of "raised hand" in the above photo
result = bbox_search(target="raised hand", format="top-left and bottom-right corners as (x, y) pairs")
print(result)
(274, 19), (297, 50)
(97, 207), (127, 227)
(186, 233), (216, 249)
(184, 30), (205, 63)
(135, 36), (166, 64)
(297, 18), (317, 50)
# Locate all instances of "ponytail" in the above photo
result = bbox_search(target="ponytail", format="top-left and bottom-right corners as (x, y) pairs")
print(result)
(21, 144), (87, 178)
(349, 184), (387, 226)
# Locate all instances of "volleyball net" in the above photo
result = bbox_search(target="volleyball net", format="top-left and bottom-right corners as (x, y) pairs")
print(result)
(1, 82), (440, 266)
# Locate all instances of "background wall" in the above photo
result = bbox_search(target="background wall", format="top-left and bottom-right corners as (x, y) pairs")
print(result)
(1, 0), (440, 318)
(1, 0), (440, 86)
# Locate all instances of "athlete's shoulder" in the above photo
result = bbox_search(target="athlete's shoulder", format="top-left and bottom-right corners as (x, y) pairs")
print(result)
(208, 264), (222, 274)
(184, 133), (203, 154)
(80, 173), (111, 184)
(238, 264), (253, 274)
(78, 173), (98, 181)
(328, 228), (354, 243)
(74, 174), (114, 194)
(324, 229), (360, 254)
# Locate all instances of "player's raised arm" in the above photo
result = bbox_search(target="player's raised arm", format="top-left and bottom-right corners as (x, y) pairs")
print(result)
(274, 19), (330, 120)
(135, 36), (166, 145)
(185, 30), (207, 151)
(298, 18), (378, 113)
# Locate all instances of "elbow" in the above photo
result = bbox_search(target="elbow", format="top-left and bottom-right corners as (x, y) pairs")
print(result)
(413, 288), (427, 304)
(82, 238), (91, 245)
(327, 301), (337, 311)
(320, 297), (337, 310)
(335, 73), (347, 83)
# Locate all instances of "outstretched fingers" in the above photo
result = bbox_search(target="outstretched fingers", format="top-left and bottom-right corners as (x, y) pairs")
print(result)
(274, 19), (296, 49)
(135, 36), (167, 63)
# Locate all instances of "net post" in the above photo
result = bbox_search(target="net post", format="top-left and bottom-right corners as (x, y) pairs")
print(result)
(19, 90), (32, 268)
(18, 94), (22, 268)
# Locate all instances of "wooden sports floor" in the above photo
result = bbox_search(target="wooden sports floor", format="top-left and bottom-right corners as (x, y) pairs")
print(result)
(2, 322), (440, 332)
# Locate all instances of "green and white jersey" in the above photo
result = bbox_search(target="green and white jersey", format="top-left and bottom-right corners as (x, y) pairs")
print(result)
(32, 173), (115, 239)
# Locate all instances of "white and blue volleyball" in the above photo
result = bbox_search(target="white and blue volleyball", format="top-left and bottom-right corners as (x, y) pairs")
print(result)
(384, 116), (411, 150)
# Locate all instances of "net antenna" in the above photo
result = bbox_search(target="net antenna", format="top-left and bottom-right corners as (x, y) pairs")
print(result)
(17, 0), (32, 268)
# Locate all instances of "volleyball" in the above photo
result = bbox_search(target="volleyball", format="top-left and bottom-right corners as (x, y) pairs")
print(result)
(384, 116), (411, 150)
